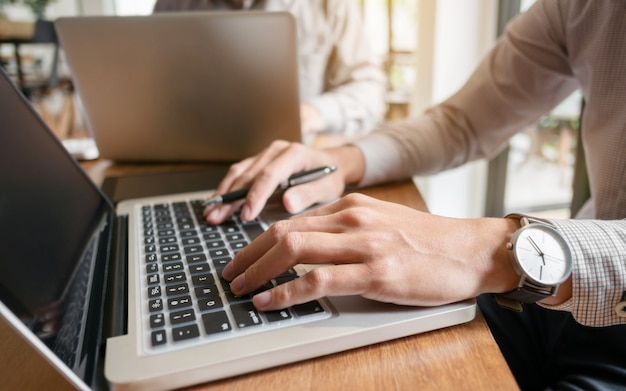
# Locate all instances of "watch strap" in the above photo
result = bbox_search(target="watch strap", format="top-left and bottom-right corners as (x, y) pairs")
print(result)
(493, 283), (555, 311)
(505, 213), (554, 228)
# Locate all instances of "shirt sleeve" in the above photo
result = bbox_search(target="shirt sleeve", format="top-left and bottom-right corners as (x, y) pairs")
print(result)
(306, 0), (388, 136)
(353, 0), (579, 187)
(541, 219), (626, 327)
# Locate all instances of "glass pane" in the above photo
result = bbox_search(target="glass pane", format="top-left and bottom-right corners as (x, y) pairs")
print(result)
(115, 0), (155, 15)
(390, 0), (418, 52)
(361, 0), (390, 57)
(504, 90), (583, 216)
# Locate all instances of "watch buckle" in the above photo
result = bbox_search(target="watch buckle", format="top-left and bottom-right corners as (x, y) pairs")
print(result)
(493, 295), (523, 312)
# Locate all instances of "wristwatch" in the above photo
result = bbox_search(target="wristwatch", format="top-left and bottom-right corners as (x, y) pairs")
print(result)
(494, 214), (573, 311)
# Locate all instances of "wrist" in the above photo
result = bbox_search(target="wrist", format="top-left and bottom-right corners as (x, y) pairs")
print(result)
(326, 145), (365, 186)
(480, 217), (522, 295)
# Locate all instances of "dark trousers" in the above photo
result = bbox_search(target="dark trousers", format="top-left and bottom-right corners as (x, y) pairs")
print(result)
(477, 295), (626, 390)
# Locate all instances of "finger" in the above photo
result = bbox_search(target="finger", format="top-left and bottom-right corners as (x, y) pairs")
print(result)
(203, 200), (243, 224)
(252, 264), (371, 311)
(214, 157), (255, 195)
(222, 212), (356, 282)
(203, 141), (292, 223)
(283, 192), (378, 223)
(281, 171), (344, 215)
(222, 196), (380, 283)
(227, 228), (371, 296)
(239, 143), (320, 221)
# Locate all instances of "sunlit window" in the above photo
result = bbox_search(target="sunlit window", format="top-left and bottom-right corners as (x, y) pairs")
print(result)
(360, 0), (418, 120)
(114, 0), (155, 15)
(488, 0), (584, 218)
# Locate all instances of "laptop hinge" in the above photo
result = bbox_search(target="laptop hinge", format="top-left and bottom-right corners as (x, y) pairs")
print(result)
(104, 214), (129, 339)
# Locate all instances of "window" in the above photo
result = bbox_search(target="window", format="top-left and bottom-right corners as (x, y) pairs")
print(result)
(360, 0), (418, 120)
(113, 0), (154, 15)
(485, 0), (583, 219)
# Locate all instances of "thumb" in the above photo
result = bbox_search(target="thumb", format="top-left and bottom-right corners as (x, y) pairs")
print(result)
(282, 178), (343, 214)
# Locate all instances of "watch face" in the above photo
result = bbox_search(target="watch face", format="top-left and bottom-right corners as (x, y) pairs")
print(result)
(512, 224), (572, 286)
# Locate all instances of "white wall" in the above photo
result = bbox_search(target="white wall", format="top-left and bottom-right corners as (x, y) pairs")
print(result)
(412, 0), (498, 218)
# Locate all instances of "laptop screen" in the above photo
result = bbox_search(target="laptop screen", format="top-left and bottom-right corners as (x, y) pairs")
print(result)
(0, 68), (113, 383)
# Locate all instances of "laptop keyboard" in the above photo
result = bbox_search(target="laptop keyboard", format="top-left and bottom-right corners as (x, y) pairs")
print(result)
(140, 199), (331, 351)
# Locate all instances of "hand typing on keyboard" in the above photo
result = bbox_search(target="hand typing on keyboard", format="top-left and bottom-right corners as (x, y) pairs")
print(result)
(141, 199), (330, 349)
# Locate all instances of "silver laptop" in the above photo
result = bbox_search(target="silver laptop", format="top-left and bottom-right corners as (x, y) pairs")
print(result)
(0, 67), (475, 390)
(55, 12), (302, 162)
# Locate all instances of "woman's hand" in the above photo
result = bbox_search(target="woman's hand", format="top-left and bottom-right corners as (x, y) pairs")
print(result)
(203, 140), (364, 224)
(221, 193), (521, 311)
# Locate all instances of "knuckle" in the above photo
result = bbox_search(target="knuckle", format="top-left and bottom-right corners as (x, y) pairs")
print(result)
(268, 219), (291, 240)
(337, 205), (374, 227)
(269, 283), (302, 308)
(341, 192), (369, 206)
(228, 160), (249, 177)
(280, 231), (306, 258)
(269, 139), (291, 153)
(302, 268), (332, 292)
(256, 167), (279, 184)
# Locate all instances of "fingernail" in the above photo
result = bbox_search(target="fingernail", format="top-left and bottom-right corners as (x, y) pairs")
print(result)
(230, 274), (244, 294)
(221, 261), (234, 280)
(207, 208), (222, 223)
(240, 204), (252, 222)
(253, 291), (271, 308)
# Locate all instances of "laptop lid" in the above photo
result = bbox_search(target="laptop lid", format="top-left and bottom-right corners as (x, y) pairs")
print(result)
(0, 66), (113, 390)
(55, 12), (302, 163)
(0, 66), (476, 391)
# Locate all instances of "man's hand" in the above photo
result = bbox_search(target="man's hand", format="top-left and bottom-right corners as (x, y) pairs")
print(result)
(221, 193), (521, 311)
(203, 140), (364, 224)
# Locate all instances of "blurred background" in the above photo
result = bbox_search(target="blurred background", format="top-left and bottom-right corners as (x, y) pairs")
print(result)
(0, 0), (581, 219)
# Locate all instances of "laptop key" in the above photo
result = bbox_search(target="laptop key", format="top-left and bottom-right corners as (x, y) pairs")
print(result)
(150, 313), (165, 328)
(191, 273), (215, 287)
(243, 223), (264, 241)
(147, 285), (161, 298)
(172, 324), (200, 342)
(149, 298), (163, 312)
(186, 253), (208, 264)
(162, 252), (182, 263)
(189, 262), (210, 275)
(167, 295), (192, 310)
(165, 283), (189, 297)
(265, 309), (292, 322)
(151, 329), (167, 346)
(212, 257), (231, 271)
(292, 300), (326, 317)
(170, 308), (196, 325)
(147, 274), (160, 286)
(201, 311), (232, 335)
(162, 262), (184, 273)
(184, 245), (203, 254)
(194, 285), (220, 299)
(164, 272), (186, 284)
(197, 296), (224, 312)
(231, 302), (263, 328)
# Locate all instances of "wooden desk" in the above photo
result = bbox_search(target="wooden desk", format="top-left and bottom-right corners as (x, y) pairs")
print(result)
(1, 160), (518, 391)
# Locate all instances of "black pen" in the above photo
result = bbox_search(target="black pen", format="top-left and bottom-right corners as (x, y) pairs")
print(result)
(203, 165), (338, 206)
